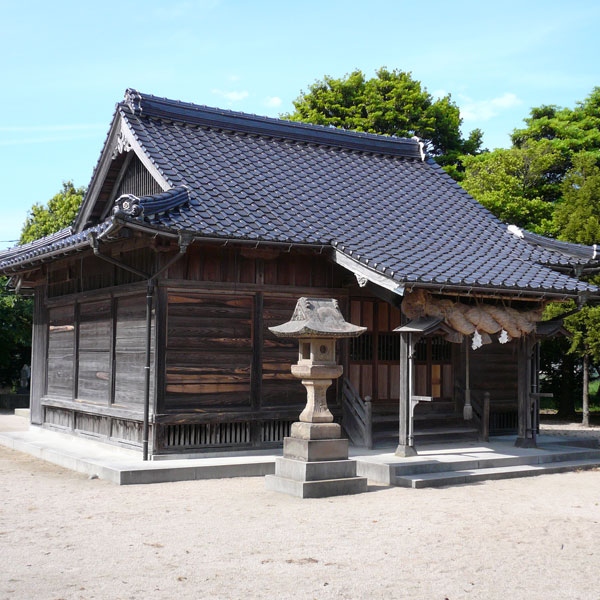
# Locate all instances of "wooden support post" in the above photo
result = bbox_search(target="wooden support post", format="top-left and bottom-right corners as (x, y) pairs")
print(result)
(365, 397), (373, 450)
(464, 338), (473, 420)
(396, 332), (416, 457)
(30, 288), (48, 425)
(515, 336), (536, 448)
(482, 391), (490, 442)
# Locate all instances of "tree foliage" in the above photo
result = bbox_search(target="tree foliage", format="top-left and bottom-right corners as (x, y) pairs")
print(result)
(553, 153), (600, 245)
(461, 142), (559, 231)
(1, 182), (85, 388)
(0, 277), (32, 388)
(512, 88), (600, 167)
(285, 67), (483, 170)
(19, 181), (85, 244)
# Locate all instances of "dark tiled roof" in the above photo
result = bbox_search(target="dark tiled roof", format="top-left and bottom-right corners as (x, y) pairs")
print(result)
(138, 186), (190, 215)
(0, 221), (114, 271)
(518, 229), (597, 263)
(1, 89), (598, 298)
(115, 90), (597, 296)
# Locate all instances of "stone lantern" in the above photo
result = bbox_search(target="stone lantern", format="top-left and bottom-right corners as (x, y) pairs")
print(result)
(265, 297), (368, 498)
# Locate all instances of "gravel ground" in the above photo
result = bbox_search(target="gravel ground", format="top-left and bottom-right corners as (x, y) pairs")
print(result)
(541, 420), (600, 441)
(1, 438), (600, 600)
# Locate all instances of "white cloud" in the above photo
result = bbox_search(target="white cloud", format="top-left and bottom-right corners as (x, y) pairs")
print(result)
(459, 92), (521, 122)
(211, 89), (249, 102)
(264, 96), (282, 108)
(227, 74), (241, 82)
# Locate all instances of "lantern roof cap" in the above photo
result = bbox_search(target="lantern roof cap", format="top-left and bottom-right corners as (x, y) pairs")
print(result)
(269, 297), (367, 339)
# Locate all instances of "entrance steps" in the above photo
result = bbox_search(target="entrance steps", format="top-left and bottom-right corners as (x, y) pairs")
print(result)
(355, 441), (600, 488)
(395, 457), (600, 488)
(372, 407), (479, 448)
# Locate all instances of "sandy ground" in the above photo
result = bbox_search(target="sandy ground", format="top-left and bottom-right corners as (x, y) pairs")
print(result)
(0, 440), (599, 600)
(541, 420), (600, 441)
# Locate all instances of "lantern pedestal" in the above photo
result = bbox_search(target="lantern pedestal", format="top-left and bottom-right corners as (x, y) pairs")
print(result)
(265, 298), (368, 499)
(265, 431), (367, 498)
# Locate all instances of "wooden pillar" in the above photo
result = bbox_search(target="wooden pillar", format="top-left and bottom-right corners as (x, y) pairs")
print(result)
(396, 331), (416, 457)
(30, 288), (48, 425)
(515, 336), (536, 447)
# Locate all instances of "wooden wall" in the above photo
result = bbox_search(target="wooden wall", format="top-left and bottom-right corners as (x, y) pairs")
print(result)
(165, 293), (254, 411)
(348, 298), (403, 402)
(462, 341), (519, 405)
(35, 236), (524, 450)
(40, 286), (154, 449)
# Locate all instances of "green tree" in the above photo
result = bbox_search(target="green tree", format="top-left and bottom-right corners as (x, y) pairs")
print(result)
(19, 181), (85, 244)
(285, 67), (483, 171)
(553, 153), (600, 245)
(512, 88), (600, 164)
(0, 277), (32, 388)
(1, 182), (85, 389)
(563, 306), (600, 426)
(548, 154), (600, 424)
(510, 88), (600, 204)
(461, 142), (560, 231)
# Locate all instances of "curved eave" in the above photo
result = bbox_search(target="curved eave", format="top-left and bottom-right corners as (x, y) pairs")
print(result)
(0, 221), (120, 275)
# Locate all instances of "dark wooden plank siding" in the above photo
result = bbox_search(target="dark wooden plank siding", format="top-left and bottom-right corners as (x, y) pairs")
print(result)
(114, 294), (154, 405)
(166, 246), (338, 288)
(165, 293), (253, 410)
(77, 300), (111, 402)
(469, 342), (518, 404)
(116, 153), (163, 198)
(262, 296), (305, 408)
(47, 305), (75, 397)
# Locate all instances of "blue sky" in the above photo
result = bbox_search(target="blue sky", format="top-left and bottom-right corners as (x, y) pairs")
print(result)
(1, 0), (599, 249)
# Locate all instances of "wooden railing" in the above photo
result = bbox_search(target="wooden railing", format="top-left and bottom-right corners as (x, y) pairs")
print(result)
(341, 378), (373, 449)
(471, 390), (491, 442)
(456, 384), (490, 442)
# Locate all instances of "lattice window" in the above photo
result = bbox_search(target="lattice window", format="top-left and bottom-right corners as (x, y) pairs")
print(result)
(349, 333), (373, 361)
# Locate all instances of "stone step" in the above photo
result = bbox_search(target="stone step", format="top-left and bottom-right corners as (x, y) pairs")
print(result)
(371, 426), (480, 448)
(394, 458), (600, 488)
(372, 413), (463, 426)
(414, 426), (480, 437)
(413, 426), (480, 445)
(265, 474), (368, 498)
(391, 447), (600, 477)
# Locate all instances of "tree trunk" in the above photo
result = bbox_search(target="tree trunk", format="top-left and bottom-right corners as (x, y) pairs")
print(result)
(582, 353), (590, 428)
(557, 354), (576, 419)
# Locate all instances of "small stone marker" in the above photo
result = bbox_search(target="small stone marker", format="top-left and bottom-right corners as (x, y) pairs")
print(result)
(265, 297), (368, 498)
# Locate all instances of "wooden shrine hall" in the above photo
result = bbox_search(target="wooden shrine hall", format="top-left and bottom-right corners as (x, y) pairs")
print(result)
(1, 89), (598, 459)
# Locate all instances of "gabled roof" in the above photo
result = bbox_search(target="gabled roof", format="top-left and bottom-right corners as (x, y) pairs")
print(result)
(1, 89), (599, 299)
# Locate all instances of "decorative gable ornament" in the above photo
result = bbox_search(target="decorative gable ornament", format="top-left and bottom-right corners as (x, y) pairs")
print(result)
(113, 194), (144, 218)
(112, 130), (132, 160)
(355, 273), (368, 288)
